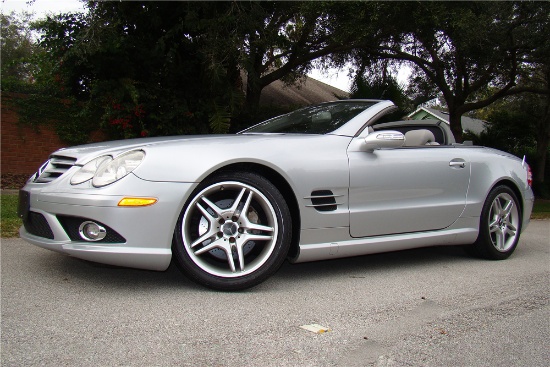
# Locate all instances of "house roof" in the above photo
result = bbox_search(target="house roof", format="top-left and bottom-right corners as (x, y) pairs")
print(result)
(248, 75), (349, 108)
(261, 77), (349, 107)
(407, 107), (487, 135)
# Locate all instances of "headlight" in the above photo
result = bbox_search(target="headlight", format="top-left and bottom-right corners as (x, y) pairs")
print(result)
(71, 156), (113, 185)
(92, 150), (146, 187)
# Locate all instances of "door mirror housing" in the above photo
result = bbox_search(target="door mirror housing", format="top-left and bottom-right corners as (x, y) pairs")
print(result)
(363, 130), (405, 152)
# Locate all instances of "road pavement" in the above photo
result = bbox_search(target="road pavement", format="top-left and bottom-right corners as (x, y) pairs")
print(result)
(1, 220), (549, 366)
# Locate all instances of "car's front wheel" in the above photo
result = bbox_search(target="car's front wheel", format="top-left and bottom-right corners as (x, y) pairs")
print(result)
(172, 171), (292, 291)
(467, 185), (522, 260)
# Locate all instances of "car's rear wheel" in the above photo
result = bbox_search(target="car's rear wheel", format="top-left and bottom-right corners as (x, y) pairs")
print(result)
(172, 171), (291, 291)
(467, 185), (521, 260)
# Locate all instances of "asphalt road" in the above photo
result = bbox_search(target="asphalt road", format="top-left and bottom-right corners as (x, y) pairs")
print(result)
(2, 221), (549, 367)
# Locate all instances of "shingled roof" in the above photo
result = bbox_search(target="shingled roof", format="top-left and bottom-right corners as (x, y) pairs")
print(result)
(258, 76), (350, 107)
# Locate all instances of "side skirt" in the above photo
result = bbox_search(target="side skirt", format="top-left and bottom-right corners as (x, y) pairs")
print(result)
(293, 217), (479, 263)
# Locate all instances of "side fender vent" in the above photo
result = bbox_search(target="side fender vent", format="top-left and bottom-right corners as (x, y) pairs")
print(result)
(305, 190), (342, 212)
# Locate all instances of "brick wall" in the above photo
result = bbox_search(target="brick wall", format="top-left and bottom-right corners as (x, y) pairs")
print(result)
(1, 93), (106, 188)
(1, 94), (66, 175)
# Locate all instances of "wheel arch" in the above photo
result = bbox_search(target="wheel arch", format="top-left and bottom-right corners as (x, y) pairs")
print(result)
(203, 162), (302, 260)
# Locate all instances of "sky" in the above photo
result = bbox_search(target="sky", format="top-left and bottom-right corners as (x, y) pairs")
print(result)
(1, 0), (402, 93)
(1, 0), (86, 16)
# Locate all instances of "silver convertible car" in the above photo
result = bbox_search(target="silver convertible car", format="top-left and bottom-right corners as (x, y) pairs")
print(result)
(19, 100), (534, 290)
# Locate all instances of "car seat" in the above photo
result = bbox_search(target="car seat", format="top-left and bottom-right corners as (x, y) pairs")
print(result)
(404, 129), (439, 146)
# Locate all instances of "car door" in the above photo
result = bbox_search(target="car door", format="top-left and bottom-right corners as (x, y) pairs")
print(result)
(347, 142), (471, 238)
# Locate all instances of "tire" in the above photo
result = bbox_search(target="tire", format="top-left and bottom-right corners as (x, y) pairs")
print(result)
(466, 185), (522, 260)
(172, 171), (292, 291)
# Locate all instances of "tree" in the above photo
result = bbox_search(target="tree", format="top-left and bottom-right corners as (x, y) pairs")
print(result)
(472, 68), (550, 192)
(232, 1), (372, 112)
(533, 73), (550, 189)
(33, 1), (387, 136)
(34, 2), (244, 137)
(348, 2), (550, 142)
(1, 11), (40, 91)
(349, 73), (413, 119)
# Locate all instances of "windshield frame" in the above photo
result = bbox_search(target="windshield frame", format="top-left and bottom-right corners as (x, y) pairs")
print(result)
(239, 100), (386, 135)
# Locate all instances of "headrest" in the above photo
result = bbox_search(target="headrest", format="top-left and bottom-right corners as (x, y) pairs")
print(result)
(404, 129), (436, 146)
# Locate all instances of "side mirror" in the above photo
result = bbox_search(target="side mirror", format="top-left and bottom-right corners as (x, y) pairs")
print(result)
(363, 130), (405, 152)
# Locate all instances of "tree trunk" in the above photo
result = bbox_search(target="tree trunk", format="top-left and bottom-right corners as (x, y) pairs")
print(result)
(534, 95), (550, 184)
(534, 140), (548, 185)
(245, 70), (263, 113)
(448, 110), (463, 143)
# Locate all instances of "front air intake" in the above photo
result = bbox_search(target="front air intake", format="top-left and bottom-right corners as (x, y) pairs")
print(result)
(23, 212), (54, 239)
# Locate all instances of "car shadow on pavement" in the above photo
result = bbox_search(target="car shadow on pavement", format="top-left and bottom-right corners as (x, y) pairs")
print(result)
(29, 249), (205, 292)
(28, 243), (475, 293)
(269, 244), (478, 289)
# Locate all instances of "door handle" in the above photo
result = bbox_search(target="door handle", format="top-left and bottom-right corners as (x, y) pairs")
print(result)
(449, 160), (465, 168)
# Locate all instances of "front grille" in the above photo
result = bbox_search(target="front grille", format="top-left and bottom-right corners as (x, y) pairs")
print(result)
(23, 212), (54, 239)
(34, 155), (77, 183)
(57, 215), (126, 243)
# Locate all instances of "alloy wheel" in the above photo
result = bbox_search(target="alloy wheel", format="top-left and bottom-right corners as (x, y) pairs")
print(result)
(181, 181), (278, 277)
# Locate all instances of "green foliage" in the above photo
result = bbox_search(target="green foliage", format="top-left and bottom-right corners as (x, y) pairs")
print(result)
(235, 1), (377, 111)
(0, 194), (22, 238)
(5, 1), (548, 148)
(533, 182), (550, 201)
(471, 109), (536, 158)
(209, 104), (231, 134)
(1, 12), (63, 95)
(1, 12), (38, 87)
(345, 2), (550, 142)
(28, 1), (377, 136)
(13, 94), (97, 144)
(532, 200), (550, 219)
(32, 2), (248, 138)
(350, 75), (413, 118)
(1, 12), (97, 145)
(467, 90), (550, 198)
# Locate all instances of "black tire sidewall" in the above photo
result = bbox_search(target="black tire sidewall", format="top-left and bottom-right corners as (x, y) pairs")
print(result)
(172, 171), (292, 291)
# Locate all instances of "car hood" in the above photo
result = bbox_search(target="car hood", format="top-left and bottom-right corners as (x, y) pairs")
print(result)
(53, 135), (216, 159)
(52, 133), (353, 184)
(53, 134), (321, 165)
(54, 135), (243, 164)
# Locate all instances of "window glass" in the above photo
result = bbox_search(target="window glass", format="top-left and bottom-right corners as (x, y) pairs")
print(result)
(241, 101), (376, 134)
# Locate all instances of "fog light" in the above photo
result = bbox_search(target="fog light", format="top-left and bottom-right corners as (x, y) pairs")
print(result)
(79, 221), (107, 241)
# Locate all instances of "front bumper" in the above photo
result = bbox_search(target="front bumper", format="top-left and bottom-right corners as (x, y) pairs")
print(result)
(19, 174), (196, 271)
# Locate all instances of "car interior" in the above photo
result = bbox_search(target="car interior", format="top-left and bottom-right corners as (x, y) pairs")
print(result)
(371, 119), (452, 146)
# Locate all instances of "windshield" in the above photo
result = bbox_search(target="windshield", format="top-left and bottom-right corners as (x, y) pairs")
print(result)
(240, 101), (377, 134)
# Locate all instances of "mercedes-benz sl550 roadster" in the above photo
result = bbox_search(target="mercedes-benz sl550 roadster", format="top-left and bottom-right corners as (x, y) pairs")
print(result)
(18, 100), (535, 290)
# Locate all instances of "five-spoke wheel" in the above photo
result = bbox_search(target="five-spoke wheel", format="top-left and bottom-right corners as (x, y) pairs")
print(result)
(172, 171), (291, 290)
(467, 185), (521, 260)
(487, 191), (520, 253)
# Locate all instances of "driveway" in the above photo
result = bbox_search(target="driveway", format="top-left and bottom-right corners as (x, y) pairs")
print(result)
(1, 220), (549, 366)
